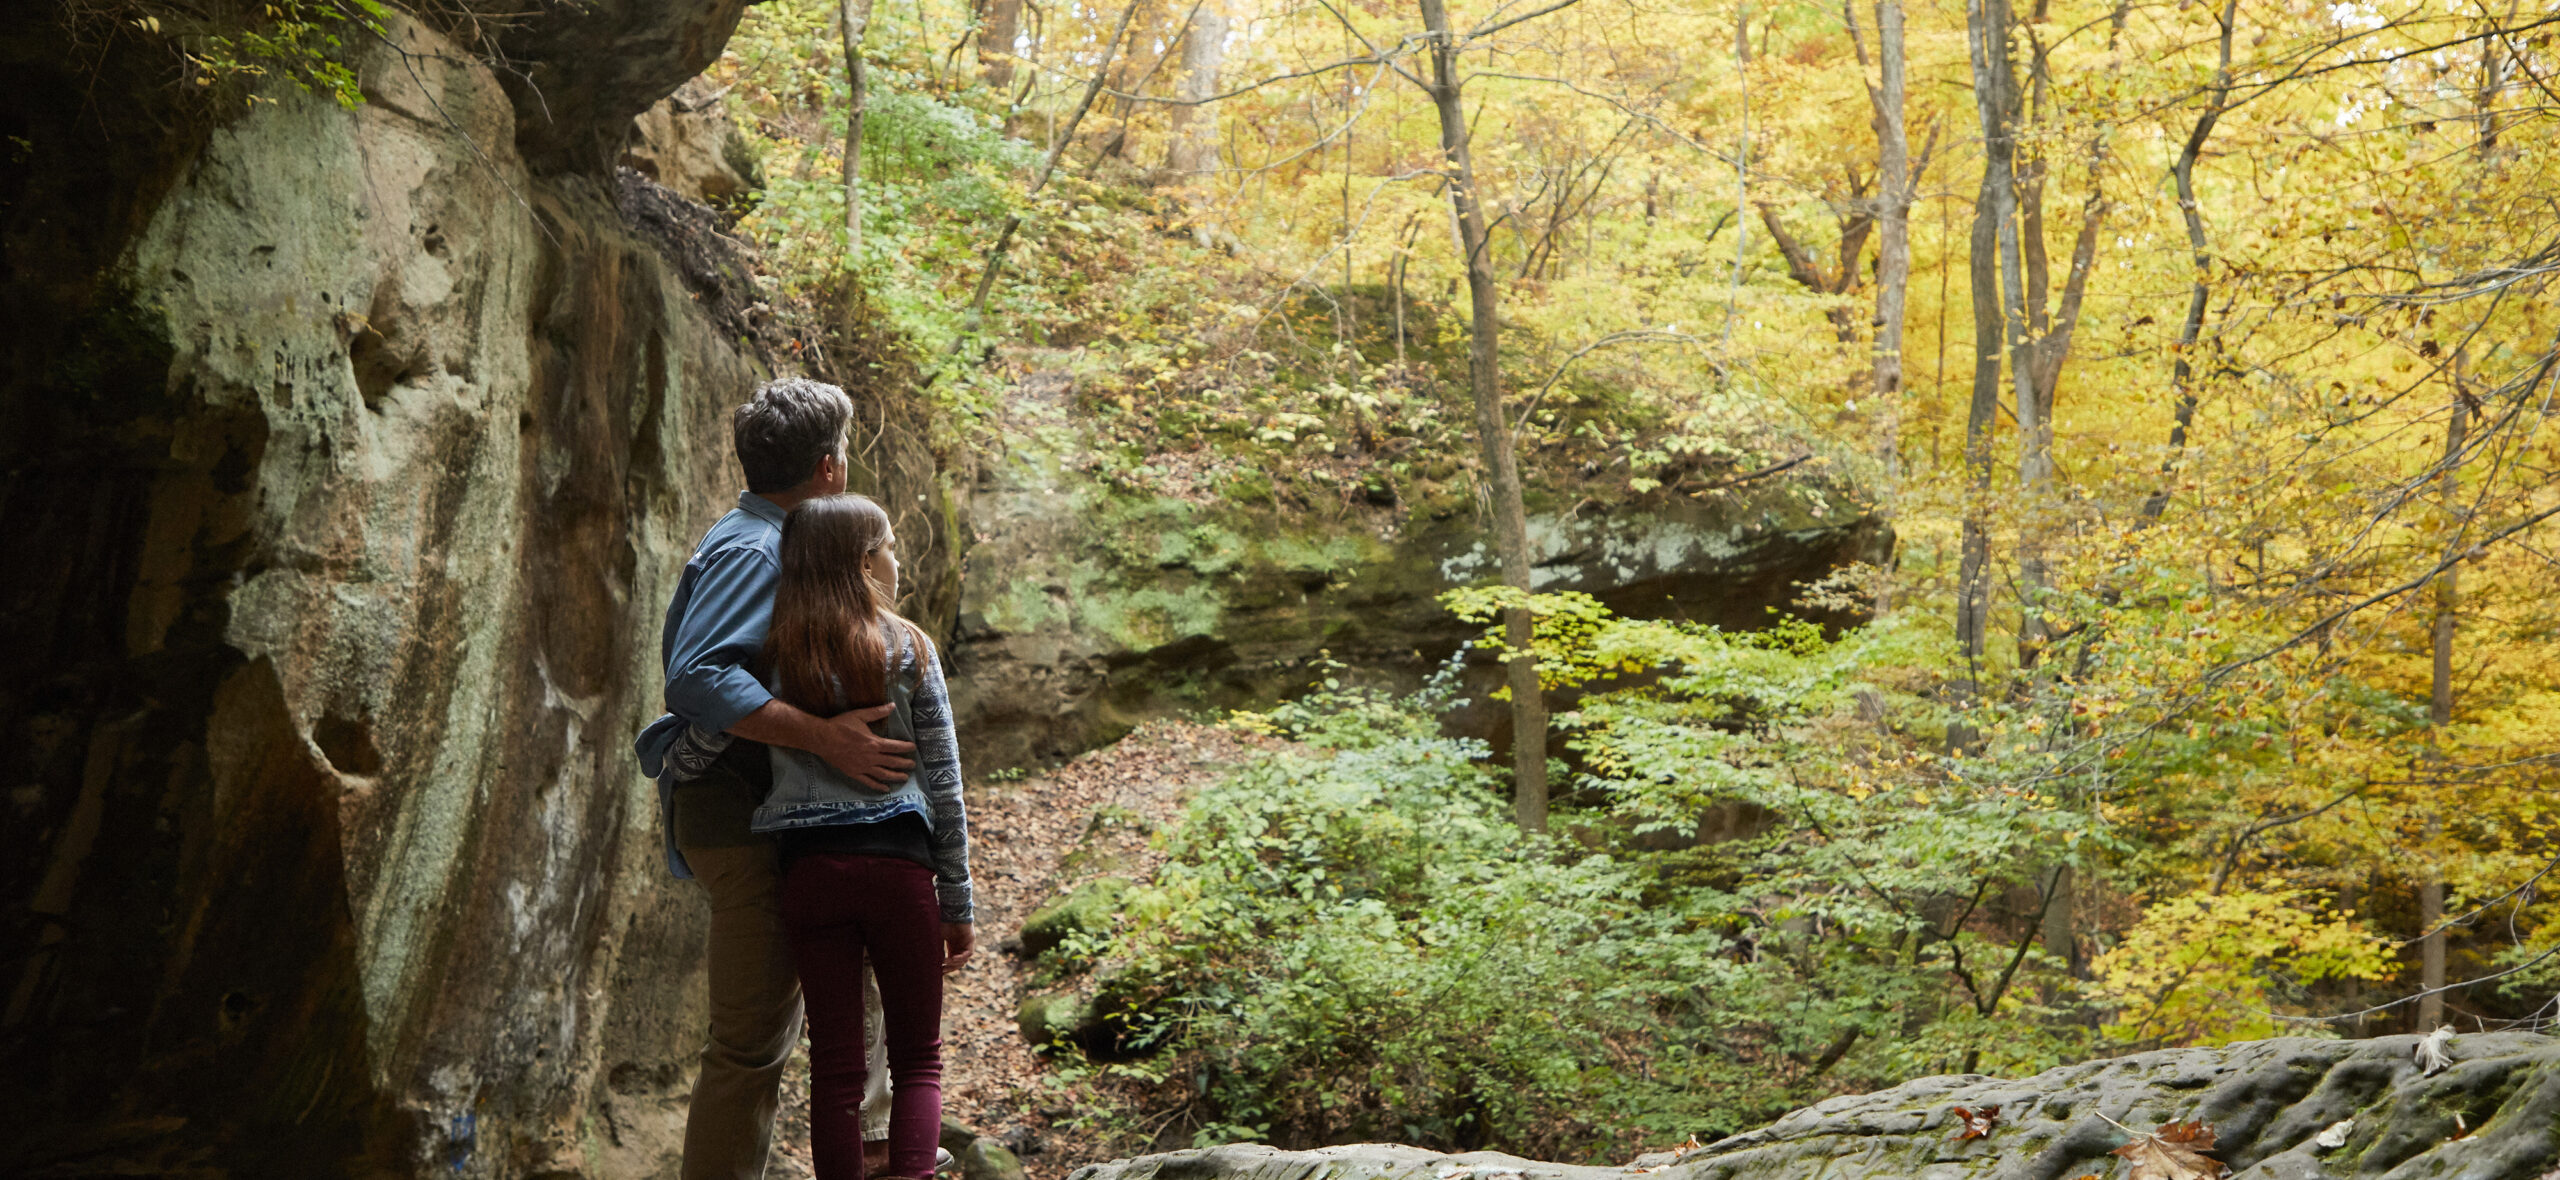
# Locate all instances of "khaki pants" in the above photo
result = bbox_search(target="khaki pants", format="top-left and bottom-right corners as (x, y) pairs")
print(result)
(681, 826), (890, 1179)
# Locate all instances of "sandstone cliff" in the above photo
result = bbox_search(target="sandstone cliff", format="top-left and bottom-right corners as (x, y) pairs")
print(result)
(0, 2), (954, 1174)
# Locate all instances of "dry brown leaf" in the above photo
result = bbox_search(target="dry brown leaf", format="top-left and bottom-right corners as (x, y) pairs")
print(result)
(2111, 1120), (2226, 1180)
(1951, 1105), (2001, 1142)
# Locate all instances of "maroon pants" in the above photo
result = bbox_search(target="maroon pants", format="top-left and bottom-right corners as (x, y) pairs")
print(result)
(780, 854), (947, 1180)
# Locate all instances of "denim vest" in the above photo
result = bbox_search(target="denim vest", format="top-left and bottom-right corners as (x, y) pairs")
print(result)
(751, 627), (936, 835)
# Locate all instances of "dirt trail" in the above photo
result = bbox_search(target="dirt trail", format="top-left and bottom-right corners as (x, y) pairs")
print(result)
(768, 721), (1279, 1179)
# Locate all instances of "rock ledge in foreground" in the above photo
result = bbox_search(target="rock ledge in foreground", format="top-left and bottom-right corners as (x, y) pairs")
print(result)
(1066, 1033), (2558, 1180)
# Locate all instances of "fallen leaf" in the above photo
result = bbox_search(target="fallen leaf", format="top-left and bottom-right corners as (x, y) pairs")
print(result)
(2111, 1120), (2226, 1180)
(1951, 1105), (2001, 1142)
(2312, 1119), (2353, 1150)
(2416, 1025), (2456, 1076)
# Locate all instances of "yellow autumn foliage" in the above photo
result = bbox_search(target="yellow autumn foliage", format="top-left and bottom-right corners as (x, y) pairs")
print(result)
(2093, 890), (2395, 1048)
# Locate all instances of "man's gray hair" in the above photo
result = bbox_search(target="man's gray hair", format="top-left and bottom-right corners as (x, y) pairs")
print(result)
(734, 378), (854, 493)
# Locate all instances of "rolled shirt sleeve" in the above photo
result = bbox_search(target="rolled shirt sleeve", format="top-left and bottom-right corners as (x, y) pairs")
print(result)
(662, 546), (781, 735)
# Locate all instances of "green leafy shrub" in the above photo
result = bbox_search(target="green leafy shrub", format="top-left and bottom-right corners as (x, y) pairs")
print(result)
(1079, 608), (2140, 1160)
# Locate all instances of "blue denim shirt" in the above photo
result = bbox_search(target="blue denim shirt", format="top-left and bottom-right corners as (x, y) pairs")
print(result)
(635, 491), (788, 877)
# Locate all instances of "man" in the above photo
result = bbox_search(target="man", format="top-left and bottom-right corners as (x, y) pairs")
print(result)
(637, 378), (914, 1180)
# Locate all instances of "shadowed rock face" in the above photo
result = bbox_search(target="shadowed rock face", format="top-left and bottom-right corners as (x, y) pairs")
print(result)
(0, 4), (944, 1176)
(1062, 1035), (2559, 1180)
(466, 0), (759, 171)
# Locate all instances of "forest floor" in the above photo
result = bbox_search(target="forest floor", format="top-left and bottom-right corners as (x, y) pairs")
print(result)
(767, 720), (1284, 1180)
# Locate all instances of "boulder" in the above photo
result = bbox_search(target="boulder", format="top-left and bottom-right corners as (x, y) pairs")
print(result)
(1681, 1032), (2558, 1179)
(965, 1137), (1031, 1180)
(1021, 876), (1135, 960)
(1064, 1034), (2560, 1180)
(1018, 990), (1094, 1051)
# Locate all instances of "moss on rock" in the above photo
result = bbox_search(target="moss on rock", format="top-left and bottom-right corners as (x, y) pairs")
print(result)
(1020, 876), (1134, 961)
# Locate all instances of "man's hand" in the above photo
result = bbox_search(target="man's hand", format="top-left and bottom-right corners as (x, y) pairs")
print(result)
(942, 922), (974, 974)
(813, 704), (915, 789)
(727, 700), (915, 788)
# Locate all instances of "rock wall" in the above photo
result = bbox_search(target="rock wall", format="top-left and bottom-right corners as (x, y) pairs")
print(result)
(0, 3), (947, 1176)
(951, 375), (1891, 773)
(1064, 1034), (2559, 1180)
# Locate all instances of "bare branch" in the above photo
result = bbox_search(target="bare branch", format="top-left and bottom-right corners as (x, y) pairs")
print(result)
(1101, 40), (1426, 105)
(1464, 0), (1587, 43)
(1512, 329), (1705, 444)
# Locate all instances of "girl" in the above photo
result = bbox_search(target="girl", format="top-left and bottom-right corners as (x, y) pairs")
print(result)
(755, 493), (973, 1180)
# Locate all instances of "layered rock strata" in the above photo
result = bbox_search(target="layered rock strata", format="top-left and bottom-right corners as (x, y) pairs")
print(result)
(0, 3), (946, 1175)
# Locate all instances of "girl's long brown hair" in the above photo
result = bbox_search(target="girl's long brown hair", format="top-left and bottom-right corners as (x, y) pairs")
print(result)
(763, 494), (920, 712)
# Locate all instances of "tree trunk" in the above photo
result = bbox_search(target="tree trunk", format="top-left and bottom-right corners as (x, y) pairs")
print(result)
(1846, 0), (1913, 613)
(2013, 117), (2109, 668)
(1164, 2), (1230, 247)
(978, 0), (1023, 91)
(841, 0), (876, 249)
(1419, 0), (1546, 831)
(2141, 0), (2238, 522)
(1992, 29), (2045, 667)
(1867, 0), (1912, 495)
(2418, 361), (2469, 1029)
(1955, 0), (2016, 690)
(1164, 2), (1229, 182)
(2041, 862), (2078, 976)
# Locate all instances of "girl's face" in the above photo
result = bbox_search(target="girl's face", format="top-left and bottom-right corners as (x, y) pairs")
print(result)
(864, 530), (900, 604)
